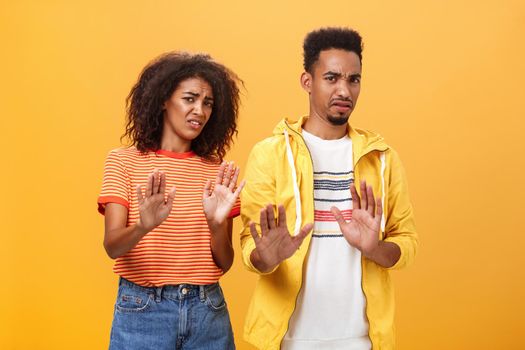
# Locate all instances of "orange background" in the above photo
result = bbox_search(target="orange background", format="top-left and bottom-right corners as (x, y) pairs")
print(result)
(1, 0), (524, 349)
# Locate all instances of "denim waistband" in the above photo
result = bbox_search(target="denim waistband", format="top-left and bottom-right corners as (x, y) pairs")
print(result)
(119, 277), (219, 302)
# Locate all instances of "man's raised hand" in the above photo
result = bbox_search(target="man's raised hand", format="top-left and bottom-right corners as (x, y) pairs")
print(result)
(331, 180), (382, 258)
(250, 204), (313, 273)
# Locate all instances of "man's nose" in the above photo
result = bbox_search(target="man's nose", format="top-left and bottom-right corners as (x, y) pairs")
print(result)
(336, 81), (351, 98)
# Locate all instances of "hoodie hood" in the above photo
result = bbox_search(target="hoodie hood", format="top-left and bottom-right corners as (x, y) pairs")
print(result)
(273, 116), (389, 163)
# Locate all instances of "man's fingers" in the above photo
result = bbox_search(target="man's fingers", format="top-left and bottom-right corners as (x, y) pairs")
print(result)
(294, 222), (313, 244)
(266, 204), (276, 230)
(330, 206), (347, 227)
(360, 180), (368, 210)
(376, 196), (383, 223)
(259, 207), (269, 235)
(366, 185), (376, 216)
(249, 222), (260, 243)
(136, 185), (144, 202)
(202, 179), (212, 199)
(277, 204), (287, 228)
(350, 183), (360, 210)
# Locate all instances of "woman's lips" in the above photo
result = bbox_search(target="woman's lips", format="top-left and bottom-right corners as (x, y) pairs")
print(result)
(187, 119), (203, 129)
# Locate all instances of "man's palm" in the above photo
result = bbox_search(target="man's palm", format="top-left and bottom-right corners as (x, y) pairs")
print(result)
(250, 204), (313, 271)
(338, 208), (380, 254)
(331, 181), (383, 257)
(254, 220), (300, 266)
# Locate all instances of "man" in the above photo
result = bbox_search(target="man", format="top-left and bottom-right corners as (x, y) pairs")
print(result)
(240, 27), (418, 349)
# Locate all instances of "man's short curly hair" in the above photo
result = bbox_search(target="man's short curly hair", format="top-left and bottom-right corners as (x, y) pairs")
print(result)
(303, 27), (363, 73)
(122, 51), (242, 162)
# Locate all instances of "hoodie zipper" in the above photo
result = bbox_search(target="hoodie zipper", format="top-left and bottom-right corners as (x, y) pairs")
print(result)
(279, 121), (316, 349)
(354, 147), (388, 350)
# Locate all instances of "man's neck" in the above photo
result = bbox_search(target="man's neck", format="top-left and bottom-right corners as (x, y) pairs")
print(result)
(302, 114), (348, 140)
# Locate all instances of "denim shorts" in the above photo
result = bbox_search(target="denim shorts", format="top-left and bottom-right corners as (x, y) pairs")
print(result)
(109, 278), (235, 350)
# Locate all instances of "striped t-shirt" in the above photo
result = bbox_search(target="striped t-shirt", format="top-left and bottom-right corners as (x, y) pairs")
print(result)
(283, 130), (371, 350)
(98, 147), (240, 287)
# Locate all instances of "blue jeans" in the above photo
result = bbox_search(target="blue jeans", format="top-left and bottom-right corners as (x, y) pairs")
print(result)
(109, 278), (235, 350)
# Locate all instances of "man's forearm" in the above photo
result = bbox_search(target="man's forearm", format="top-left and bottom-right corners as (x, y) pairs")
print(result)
(364, 241), (401, 268)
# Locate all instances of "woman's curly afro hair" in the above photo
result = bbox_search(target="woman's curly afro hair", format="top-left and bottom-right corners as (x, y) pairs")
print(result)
(122, 51), (242, 162)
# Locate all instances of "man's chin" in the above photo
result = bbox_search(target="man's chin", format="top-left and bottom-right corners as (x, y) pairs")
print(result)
(327, 115), (350, 126)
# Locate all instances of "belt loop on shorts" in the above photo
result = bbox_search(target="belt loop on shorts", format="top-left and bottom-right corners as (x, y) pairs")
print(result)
(199, 285), (206, 302)
(154, 286), (163, 302)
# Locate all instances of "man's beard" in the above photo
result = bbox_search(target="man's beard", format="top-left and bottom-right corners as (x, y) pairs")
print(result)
(327, 115), (350, 126)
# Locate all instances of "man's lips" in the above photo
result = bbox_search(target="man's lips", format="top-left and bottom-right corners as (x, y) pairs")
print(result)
(331, 100), (353, 113)
(331, 100), (353, 108)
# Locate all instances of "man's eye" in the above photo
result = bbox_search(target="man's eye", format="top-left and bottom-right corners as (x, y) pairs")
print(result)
(351, 77), (361, 83)
(325, 76), (336, 82)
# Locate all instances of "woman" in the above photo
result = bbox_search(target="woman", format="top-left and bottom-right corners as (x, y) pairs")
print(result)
(98, 52), (243, 349)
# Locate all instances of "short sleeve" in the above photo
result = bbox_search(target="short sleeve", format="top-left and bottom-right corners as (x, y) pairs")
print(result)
(97, 150), (130, 215)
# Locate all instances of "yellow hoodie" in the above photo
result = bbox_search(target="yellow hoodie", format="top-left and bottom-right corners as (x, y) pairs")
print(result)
(240, 116), (418, 350)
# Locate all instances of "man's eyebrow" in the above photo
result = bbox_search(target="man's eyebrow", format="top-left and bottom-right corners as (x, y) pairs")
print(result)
(323, 71), (361, 78)
(323, 71), (342, 77)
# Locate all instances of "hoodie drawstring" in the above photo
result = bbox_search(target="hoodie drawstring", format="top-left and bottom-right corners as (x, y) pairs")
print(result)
(283, 129), (302, 236)
(380, 152), (386, 233)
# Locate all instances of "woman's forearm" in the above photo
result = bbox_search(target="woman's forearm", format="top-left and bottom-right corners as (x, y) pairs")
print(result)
(209, 219), (234, 273)
(104, 221), (149, 259)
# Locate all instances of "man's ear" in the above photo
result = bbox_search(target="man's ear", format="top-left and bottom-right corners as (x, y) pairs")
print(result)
(301, 72), (312, 93)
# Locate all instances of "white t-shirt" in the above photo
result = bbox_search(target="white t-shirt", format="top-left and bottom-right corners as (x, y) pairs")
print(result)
(282, 129), (371, 350)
